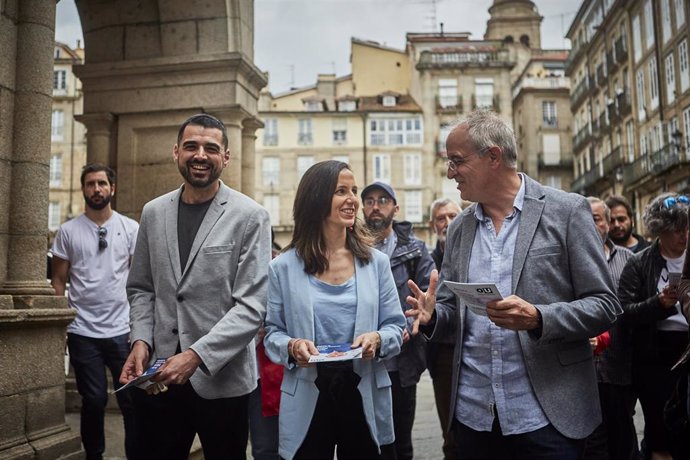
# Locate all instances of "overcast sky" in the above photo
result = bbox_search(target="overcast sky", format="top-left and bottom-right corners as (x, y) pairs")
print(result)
(55, 0), (576, 94)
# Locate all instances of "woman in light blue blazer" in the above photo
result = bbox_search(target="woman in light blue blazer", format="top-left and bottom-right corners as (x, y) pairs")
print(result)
(264, 160), (405, 460)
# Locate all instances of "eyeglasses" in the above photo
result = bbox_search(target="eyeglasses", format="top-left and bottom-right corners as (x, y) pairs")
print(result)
(446, 147), (491, 171)
(363, 196), (394, 208)
(662, 195), (690, 209)
(98, 227), (108, 251)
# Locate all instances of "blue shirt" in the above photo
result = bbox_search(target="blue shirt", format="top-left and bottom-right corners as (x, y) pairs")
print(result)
(309, 274), (357, 344)
(455, 175), (549, 435)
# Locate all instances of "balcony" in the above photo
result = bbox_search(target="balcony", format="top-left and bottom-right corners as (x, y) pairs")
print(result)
(608, 103), (620, 124)
(649, 144), (682, 175)
(606, 51), (616, 74)
(617, 90), (632, 116)
(436, 95), (463, 114)
(602, 146), (625, 175)
(572, 165), (604, 193)
(599, 111), (610, 134)
(591, 118), (600, 138)
(596, 64), (607, 87)
(472, 94), (500, 111)
(573, 124), (592, 152)
(543, 116), (558, 128)
(538, 153), (573, 168)
(417, 49), (513, 69)
(570, 77), (592, 109)
(512, 77), (570, 98)
(623, 154), (650, 185)
(615, 37), (628, 64)
(565, 42), (587, 74)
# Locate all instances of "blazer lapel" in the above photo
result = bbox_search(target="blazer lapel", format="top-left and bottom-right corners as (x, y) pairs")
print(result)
(512, 177), (545, 293)
(457, 209), (477, 284)
(165, 187), (183, 284)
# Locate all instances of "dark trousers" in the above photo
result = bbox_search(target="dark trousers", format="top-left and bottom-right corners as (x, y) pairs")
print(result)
(294, 364), (394, 460)
(389, 371), (416, 460)
(130, 380), (249, 460)
(583, 383), (639, 460)
(248, 380), (279, 460)
(67, 332), (135, 460)
(452, 418), (584, 460)
(428, 343), (458, 460)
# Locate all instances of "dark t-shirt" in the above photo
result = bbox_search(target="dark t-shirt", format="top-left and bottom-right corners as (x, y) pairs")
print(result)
(178, 198), (213, 271)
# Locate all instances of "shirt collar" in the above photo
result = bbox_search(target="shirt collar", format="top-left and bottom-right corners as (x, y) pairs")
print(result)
(474, 173), (525, 221)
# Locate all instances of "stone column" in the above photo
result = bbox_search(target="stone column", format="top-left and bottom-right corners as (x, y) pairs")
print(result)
(211, 109), (244, 191)
(0, 0), (57, 296)
(241, 118), (263, 199)
(75, 112), (115, 166)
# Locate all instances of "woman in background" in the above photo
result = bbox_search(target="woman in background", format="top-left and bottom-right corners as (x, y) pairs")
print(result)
(618, 193), (689, 460)
(264, 160), (404, 460)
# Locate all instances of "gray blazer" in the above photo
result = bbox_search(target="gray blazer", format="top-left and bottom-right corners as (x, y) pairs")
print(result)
(264, 248), (405, 460)
(431, 175), (621, 439)
(128, 182), (271, 399)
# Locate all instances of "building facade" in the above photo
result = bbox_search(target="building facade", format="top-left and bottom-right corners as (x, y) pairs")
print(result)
(49, 42), (87, 233)
(567, 0), (690, 230)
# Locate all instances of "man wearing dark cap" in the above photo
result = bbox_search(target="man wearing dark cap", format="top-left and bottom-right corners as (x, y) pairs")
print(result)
(361, 181), (435, 460)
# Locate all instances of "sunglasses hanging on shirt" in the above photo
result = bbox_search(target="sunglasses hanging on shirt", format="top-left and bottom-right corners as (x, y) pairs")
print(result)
(98, 227), (108, 250)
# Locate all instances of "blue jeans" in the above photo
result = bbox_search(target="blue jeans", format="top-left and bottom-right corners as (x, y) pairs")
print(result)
(453, 418), (584, 460)
(67, 332), (135, 460)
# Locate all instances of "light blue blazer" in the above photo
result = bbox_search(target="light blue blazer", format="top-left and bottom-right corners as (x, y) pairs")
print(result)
(264, 248), (405, 460)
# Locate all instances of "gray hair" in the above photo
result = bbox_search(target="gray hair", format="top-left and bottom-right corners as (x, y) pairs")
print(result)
(450, 109), (518, 168)
(429, 198), (461, 220)
(642, 192), (689, 237)
(587, 196), (610, 221)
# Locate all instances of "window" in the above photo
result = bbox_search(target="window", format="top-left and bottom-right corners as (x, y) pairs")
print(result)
(51, 110), (64, 141)
(544, 176), (562, 190)
(666, 53), (676, 104)
(636, 69), (646, 121)
(263, 118), (278, 146)
(640, 133), (648, 156)
(662, 0), (672, 44)
(298, 119), (312, 145)
(632, 15), (642, 63)
(438, 123), (453, 155)
(404, 191), (423, 223)
(403, 154), (421, 185)
(297, 156), (314, 179)
(372, 154), (391, 182)
(53, 70), (66, 92)
(338, 100), (356, 112)
(262, 157), (280, 187)
(332, 119), (347, 145)
(369, 117), (422, 146)
(438, 79), (459, 108)
(49, 155), (62, 187)
(474, 79), (494, 108)
(676, 0), (686, 28)
(626, 121), (635, 161)
(644, 0), (654, 50)
(48, 202), (61, 231)
(681, 107), (690, 159)
(542, 134), (561, 165)
(669, 117), (680, 154)
(382, 95), (396, 107)
(304, 101), (322, 112)
(263, 194), (280, 226)
(649, 59), (659, 110)
(680, 40), (690, 92)
(542, 101), (557, 127)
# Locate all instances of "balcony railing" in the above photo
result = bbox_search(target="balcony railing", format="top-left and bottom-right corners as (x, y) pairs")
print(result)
(649, 144), (682, 175)
(608, 103), (620, 124)
(623, 154), (650, 185)
(599, 111), (610, 133)
(602, 146), (625, 175)
(570, 77), (592, 108)
(471, 94), (500, 111)
(617, 90), (632, 116)
(596, 64), (607, 86)
(436, 95), (463, 113)
(615, 37), (628, 63)
(573, 124), (592, 152)
(543, 117), (558, 128)
(417, 49), (512, 69)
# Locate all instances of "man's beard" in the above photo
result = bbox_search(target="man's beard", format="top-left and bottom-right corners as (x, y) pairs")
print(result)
(365, 213), (394, 233)
(84, 193), (111, 210)
(609, 226), (633, 245)
(179, 159), (222, 188)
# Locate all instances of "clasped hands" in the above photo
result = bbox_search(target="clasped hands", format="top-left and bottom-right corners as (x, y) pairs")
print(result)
(288, 332), (381, 367)
(119, 340), (202, 395)
(404, 269), (541, 332)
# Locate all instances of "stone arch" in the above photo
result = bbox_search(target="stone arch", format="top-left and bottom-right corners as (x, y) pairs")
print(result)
(503, 35), (514, 44)
(519, 34), (531, 47)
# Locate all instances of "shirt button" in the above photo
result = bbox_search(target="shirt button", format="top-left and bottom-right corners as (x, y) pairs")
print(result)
(172, 328), (179, 334)
(495, 383), (500, 388)
(177, 295), (183, 301)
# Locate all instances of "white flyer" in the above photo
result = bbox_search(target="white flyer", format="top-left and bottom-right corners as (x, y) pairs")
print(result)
(442, 281), (503, 316)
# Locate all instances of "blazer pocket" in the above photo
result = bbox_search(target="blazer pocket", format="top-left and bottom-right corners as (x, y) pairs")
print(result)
(557, 342), (592, 366)
(280, 372), (298, 396)
(375, 366), (392, 389)
(528, 244), (561, 257)
(202, 244), (235, 254)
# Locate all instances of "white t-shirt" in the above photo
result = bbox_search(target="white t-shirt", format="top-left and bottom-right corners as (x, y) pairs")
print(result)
(657, 252), (689, 332)
(51, 212), (139, 338)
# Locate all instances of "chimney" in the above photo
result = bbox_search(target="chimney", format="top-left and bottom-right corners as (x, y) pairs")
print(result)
(316, 74), (336, 111)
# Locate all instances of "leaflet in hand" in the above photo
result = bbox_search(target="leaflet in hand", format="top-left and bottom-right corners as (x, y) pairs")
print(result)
(308, 343), (363, 363)
(442, 281), (503, 316)
(113, 358), (167, 393)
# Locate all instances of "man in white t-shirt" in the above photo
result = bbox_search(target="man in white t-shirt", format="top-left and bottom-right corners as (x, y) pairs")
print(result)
(51, 163), (139, 460)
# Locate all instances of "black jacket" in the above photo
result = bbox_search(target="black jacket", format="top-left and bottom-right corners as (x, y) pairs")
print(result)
(617, 240), (678, 364)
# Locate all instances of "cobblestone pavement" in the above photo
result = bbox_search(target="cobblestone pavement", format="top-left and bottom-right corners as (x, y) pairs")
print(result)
(67, 370), (646, 460)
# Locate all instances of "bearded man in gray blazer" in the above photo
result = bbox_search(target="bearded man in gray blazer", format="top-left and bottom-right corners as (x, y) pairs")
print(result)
(120, 114), (271, 460)
(406, 110), (621, 460)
